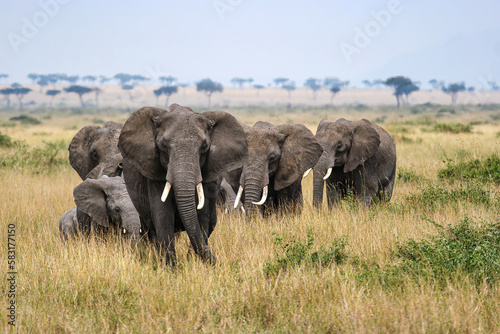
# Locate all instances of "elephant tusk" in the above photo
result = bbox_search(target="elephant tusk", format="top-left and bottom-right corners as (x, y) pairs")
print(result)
(323, 167), (333, 180)
(234, 186), (244, 209)
(252, 185), (268, 205)
(240, 206), (245, 214)
(123, 228), (126, 234)
(303, 168), (312, 178)
(196, 183), (205, 210)
(161, 181), (172, 202)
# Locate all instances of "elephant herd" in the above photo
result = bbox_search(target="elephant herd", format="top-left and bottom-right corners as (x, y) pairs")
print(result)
(59, 103), (397, 265)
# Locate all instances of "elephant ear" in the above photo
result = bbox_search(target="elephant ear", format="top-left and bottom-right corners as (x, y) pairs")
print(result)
(274, 124), (324, 191)
(68, 125), (100, 180)
(344, 120), (380, 173)
(73, 178), (109, 227)
(202, 111), (249, 183)
(118, 106), (166, 181)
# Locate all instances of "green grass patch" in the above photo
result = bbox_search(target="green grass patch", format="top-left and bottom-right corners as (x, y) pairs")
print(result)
(0, 132), (14, 148)
(0, 140), (69, 172)
(432, 122), (472, 133)
(393, 217), (500, 285)
(438, 154), (500, 184)
(406, 182), (491, 210)
(397, 167), (423, 183)
(264, 231), (348, 277)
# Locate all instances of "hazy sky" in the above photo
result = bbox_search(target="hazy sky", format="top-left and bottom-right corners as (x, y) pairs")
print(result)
(2, 0), (499, 88)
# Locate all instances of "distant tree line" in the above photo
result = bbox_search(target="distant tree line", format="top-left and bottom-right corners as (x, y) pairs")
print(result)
(0, 72), (496, 108)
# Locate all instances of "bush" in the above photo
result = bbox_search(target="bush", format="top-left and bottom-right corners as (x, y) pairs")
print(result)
(264, 231), (348, 277)
(0, 132), (14, 148)
(0, 141), (68, 172)
(393, 217), (500, 285)
(406, 182), (491, 210)
(397, 167), (422, 182)
(432, 122), (471, 133)
(438, 154), (500, 184)
(9, 114), (41, 125)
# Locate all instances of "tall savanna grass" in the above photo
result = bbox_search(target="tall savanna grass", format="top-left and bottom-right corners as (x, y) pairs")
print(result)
(0, 104), (499, 332)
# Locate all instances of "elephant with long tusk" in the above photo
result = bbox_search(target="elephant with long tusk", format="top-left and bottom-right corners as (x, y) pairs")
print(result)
(225, 121), (323, 216)
(118, 104), (248, 265)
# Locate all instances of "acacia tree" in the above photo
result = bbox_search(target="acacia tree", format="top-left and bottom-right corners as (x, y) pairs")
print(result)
(282, 81), (296, 106)
(159, 86), (178, 107)
(383, 76), (419, 108)
(273, 77), (289, 87)
(196, 78), (223, 107)
(0, 88), (15, 108)
(253, 84), (265, 96)
(329, 86), (341, 104)
(442, 82), (466, 104)
(82, 75), (97, 85)
(231, 77), (246, 88)
(122, 85), (134, 101)
(13, 87), (32, 109)
(159, 76), (176, 86)
(64, 85), (93, 107)
(304, 78), (322, 100)
(114, 73), (132, 86)
(46, 89), (61, 107)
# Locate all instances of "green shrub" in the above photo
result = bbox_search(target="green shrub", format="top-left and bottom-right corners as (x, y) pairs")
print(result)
(393, 217), (500, 285)
(437, 108), (455, 114)
(9, 114), (41, 125)
(397, 167), (422, 182)
(406, 182), (491, 210)
(0, 141), (68, 172)
(264, 231), (348, 277)
(432, 122), (471, 133)
(0, 132), (14, 148)
(438, 154), (500, 184)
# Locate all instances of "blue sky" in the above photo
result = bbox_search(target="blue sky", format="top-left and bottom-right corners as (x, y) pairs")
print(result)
(1, 0), (499, 88)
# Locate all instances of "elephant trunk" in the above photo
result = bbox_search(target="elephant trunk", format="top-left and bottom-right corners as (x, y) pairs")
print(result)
(121, 207), (141, 244)
(313, 155), (328, 208)
(171, 168), (215, 263)
(242, 176), (265, 215)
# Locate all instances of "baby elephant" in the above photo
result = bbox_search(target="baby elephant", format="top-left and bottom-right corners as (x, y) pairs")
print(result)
(59, 176), (141, 241)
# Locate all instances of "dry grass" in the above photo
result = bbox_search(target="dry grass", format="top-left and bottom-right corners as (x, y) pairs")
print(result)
(0, 104), (499, 332)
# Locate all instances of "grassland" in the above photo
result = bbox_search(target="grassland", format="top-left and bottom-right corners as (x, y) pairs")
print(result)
(0, 103), (499, 333)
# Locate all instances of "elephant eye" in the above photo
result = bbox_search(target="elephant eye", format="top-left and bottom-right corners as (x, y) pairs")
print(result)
(200, 141), (209, 153)
(91, 150), (99, 161)
(269, 154), (278, 162)
(336, 142), (343, 150)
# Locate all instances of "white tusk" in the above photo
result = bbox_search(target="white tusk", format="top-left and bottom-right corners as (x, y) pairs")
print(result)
(196, 183), (205, 210)
(140, 228), (142, 234)
(234, 186), (244, 209)
(252, 185), (268, 205)
(240, 206), (245, 214)
(123, 228), (126, 234)
(303, 168), (312, 178)
(161, 181), (172, 202)
(323, 167), (333, 180)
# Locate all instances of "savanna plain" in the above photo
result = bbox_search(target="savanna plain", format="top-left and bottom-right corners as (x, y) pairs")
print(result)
(0, 102), (500, 333)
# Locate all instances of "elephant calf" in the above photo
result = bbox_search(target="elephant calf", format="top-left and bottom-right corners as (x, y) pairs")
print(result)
(313, 118), (396, 207)
(59, 176), (141, 241)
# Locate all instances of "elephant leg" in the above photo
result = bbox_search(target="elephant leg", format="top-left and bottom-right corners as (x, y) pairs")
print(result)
(147, 179), (177, 266)
(353, 168), (378, 206)
(277, 179), (303, 214)
(197, 181), (219, 243)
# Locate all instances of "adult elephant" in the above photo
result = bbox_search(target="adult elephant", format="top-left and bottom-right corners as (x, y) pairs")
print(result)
(69, 121), (123, 179)
(225, 121), (323, 215)
(117, 104), (248, 265)
(313, 118), (396, 207)
(59, 176), (141, 241)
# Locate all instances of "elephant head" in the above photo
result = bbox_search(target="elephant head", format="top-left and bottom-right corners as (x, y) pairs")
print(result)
(69, 121), (123, 180)
(227, 121), (323, 214)
(313, 118), (381, 206)
(73, 176), (141, 241)
(117, 104), (248, 262)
